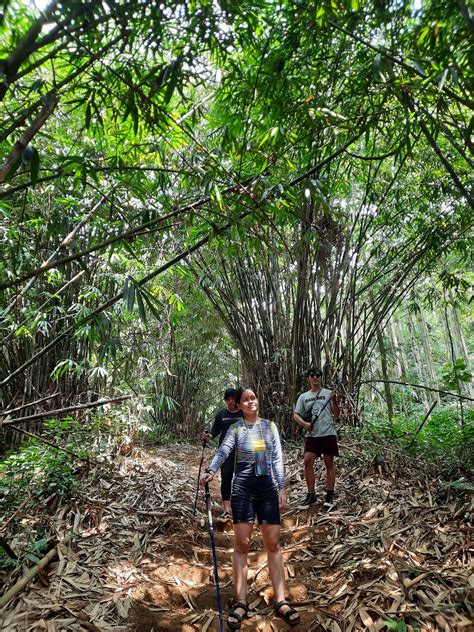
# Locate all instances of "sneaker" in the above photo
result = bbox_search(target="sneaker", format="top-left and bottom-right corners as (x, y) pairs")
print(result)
(297, 492), (317, 509)
(323, 491), (336, 508)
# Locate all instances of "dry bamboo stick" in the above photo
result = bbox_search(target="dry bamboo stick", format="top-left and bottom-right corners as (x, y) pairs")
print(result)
(8, 424), (89, 461)
(361, 380), (474, 402)
(1, 392), (61, 416)
(0, 533), (72, 609)
(0, 497), (30, 533)
(403, 571), (432, 589)
(1, 395), (131, 426)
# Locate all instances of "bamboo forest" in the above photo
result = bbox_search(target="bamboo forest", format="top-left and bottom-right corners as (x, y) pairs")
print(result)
(0, 1), (472, 630)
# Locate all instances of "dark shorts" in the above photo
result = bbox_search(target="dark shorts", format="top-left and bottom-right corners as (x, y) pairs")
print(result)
(231, 465), (280, 525)
(304, 435), (339, 457)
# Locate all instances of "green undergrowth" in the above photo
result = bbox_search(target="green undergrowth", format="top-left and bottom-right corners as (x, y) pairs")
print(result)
(0, 411), (134, 573)
(0, 411), (129, 515)
(361, 403), (474, 473)
(142, 428), (197, 445)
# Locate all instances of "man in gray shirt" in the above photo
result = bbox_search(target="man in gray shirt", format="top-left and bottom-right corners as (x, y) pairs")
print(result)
(293, 367), (340, 508)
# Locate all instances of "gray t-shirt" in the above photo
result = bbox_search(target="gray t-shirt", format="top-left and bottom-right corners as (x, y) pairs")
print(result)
(294, 388), (336, 438)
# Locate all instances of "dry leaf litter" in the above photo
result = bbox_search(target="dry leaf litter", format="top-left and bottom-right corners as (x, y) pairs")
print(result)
(0, 431), (472, 631)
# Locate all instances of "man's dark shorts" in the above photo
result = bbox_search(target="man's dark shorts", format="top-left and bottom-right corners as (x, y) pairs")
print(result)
(304, 435), (339, 457)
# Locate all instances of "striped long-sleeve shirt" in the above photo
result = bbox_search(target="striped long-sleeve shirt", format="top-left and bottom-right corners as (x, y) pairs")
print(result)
(208, 418), (285, 489)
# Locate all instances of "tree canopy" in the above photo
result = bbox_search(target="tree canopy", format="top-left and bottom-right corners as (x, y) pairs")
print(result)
(0, 0), (472, 435)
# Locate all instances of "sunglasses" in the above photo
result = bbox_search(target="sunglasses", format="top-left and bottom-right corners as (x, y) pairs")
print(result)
(309, 372), (322, 378)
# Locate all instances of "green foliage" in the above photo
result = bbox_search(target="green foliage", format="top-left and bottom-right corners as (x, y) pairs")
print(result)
(0, 535), (51, 572)
(0, 441), (77, 514)
(384, 620), (408, 632)
(0, 0), (472, 456)
(25, 537), (50, 564)
(439, 358), (472, 391)
(42, 414), (127, 462)
(0, 414), (127, 515)
(363, 404), (474, 470)
(439, 477), (474, 494)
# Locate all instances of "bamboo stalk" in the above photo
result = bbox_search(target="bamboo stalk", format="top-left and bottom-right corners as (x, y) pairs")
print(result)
(8, 424), (89, 461)
(361, 380), (474, 402)
(1, 395), (131, 426)
(0, 533), (72, 609)
(0, 92), (58, 183)
(1, 392), (60, 416)
(0, 536), (17, 559)
(409, 400), (438, 440)
(1, 197), (105, 318)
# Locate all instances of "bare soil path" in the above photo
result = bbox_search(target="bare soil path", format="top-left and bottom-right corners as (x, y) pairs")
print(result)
(0, 438), (471, 631)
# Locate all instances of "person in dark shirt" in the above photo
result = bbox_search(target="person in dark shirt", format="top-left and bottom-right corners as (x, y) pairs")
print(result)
(202, 388), (242, 518)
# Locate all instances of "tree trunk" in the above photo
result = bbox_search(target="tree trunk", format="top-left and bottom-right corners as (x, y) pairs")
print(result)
(450, 306), (471, 364)
(443, 305), (466, 429)
(416, 300), (440, 404)
(442, 307), (457, 365)
(388, 315), (406, 378)
(404, 301), (429, 410)
(376, 325), (394, 422)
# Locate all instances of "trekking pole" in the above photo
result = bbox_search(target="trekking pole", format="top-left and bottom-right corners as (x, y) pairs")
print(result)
(193, 439), (207, 516)
(205, 482), (224, 632)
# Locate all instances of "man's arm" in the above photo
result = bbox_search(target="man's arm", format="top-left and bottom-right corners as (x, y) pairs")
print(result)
(210, 411), (222, 438)
(293, 411), (311, 431)
(202, 411), (222, 441)
(207, 423), (237, 474)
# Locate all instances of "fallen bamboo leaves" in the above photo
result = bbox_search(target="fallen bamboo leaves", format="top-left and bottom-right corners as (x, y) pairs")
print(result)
(0, 437), (471, 631)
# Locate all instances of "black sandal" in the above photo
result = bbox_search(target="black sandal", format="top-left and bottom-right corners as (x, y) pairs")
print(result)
(227, 601), (248, 630)
(274, 600), (301, 627)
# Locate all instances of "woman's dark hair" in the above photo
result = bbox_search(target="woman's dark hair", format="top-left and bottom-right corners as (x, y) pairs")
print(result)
(224, 388), (238, 401)
(234, 387), (253, 404)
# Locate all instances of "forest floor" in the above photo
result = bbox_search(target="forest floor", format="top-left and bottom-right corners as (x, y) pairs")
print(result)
(0, 433), (472, 631)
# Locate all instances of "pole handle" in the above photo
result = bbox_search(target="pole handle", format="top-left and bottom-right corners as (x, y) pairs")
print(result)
(205, 481), (212, 525)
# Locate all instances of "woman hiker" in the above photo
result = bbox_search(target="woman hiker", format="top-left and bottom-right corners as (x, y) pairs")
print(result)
(201, 387), (300, 629)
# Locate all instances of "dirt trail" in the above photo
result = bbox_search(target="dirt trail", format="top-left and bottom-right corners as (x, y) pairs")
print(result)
(0, 440), (471, 631)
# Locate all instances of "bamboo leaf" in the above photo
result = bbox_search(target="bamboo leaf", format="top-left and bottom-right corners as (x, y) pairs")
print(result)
(136, 288), (147, 322)
(85, 102), (92, 129)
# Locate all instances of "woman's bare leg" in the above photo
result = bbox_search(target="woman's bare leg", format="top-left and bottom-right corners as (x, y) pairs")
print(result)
(260, 523), (298, 622)
(229, 522), (254, 625)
